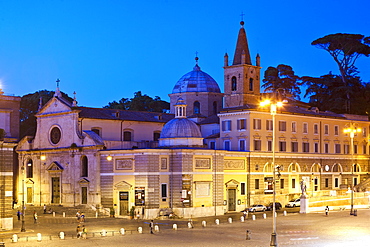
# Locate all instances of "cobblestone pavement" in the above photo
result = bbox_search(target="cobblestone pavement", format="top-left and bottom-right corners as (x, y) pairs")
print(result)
(1, 208), (369, 246)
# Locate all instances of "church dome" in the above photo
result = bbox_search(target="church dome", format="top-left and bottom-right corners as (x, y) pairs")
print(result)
(160, 118), (201, 139)
(172, 63), (221, 94)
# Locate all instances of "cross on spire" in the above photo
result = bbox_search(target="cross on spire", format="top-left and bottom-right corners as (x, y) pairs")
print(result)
(56, 78), (60, 87)
(240, 11), (245, 21)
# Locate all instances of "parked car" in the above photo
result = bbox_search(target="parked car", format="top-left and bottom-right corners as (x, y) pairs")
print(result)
(266, 202), (282, 211)
(247, 204), (267, 212)
(286, 198), (300, 208)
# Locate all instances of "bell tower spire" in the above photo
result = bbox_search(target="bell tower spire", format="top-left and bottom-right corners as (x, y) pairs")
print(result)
(233, 21), (252, 65)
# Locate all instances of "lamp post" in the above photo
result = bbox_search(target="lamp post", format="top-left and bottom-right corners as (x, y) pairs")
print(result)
(21, 163), (26, 232)
(260, 99), (283, 247)
(343, 124), (361, 215)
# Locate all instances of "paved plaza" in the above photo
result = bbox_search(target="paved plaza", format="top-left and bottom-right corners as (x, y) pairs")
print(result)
(1, 208), (370, 246)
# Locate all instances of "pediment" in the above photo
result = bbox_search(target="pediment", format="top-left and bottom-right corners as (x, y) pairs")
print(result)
(225, 179), (239, 187)
(114, 181), (132, 190)
(47, 162), (64, 172)
(25, 179), (34, 184)
(36, 97), (73, 116)
(78, 178), (90, 184)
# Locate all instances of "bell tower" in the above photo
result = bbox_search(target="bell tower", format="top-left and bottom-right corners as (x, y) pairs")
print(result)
(224, 21), (261, 108)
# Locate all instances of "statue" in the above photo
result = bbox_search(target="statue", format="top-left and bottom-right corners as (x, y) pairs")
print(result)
(300, 179), (307, 195)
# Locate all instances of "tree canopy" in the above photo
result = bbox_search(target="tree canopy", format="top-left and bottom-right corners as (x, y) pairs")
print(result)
(104, 91), (170, 113)
(262, 64), (302, 100)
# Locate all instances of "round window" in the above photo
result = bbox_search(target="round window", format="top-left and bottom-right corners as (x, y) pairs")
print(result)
(50, 127), (61, 144)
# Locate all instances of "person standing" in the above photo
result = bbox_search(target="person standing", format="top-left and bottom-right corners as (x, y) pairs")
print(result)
(17, 210), (21, 221)
(76, 224), (81, 238)
(149, 220), (154, 234)
(33, 211), (38, 223)
(43, 204), (46, 214)
(325, 206), (329, 216)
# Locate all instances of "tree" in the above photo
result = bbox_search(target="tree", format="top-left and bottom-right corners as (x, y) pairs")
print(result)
(262, 64), (301, 100)
(104, 91), (170, 113)
(20, 90), (73, 138)
(312, 33), (370, 112)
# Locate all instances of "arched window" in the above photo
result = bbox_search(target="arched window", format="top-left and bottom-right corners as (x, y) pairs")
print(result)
(81, 156), (88, 177)
(288, 163), (300, 172)
(311, 163), (321, 173)
(231, 77), (237, 91)
(26, 159), (33, 178)
(263, 163), (274, 173)
(353, 164), (361, 173)
(123, 130), (133, 141)
(213, 101), (218, 115)
(193, 101), (200, 114)
(333, 163), (342, 173)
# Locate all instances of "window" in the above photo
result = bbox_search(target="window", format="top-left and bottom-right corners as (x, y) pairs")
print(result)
(161, 184), (167, 198)
(237, 119), (246, 130)
(161, 158), (168, 169)
(334, 178), (339, 188)
(26, 159), (33, 178)
(324, 124), (329, 135)
(81, 156), (88, 177)
(213, 101), (218, 115)
(267, 140), (272, 152)
(255, 179), (259, 189)
(193, 101), (200, 114)
(254, 140), (261, 151)
(239, 139), (246, 151)
(344, 144), (350, 154)
(363, 144), (367, 154)
(292, 178), (296, 189)
(353, 164), (360, 173)
(314, 124), (318, 134)
(279, 121), (286, 131)
(363, 127), (367, 137)
(354, 177), (358, 186)
(241, 183), (246, 195)
(314, 142), (319, 153)
(325, 178), (329, 188)
(222, 120), (232, 131)
(334, 125), (339, 136)
(291, 122), (296, 133)
(253, 119), (261, 130)
(280, 179), (284, 189)
(231, 76), (237, 91)
(123, 131), (132, 141)
(91, 128), (101, 136)
(335, 144), (341, 154)
(153, 132), (161, 141)
(209, 141), (216, 150)
(354, 144), (358, 154)
(249, 78), (253, 91)
(303, 123), (308, 134)
(324, 143), (329, 153)
(291, 142), (298, 152)
(224, 140), (230, 150)
(266, 120), (273, 131)
(279, 141), (286, 152)
(302, 142), (309, 152)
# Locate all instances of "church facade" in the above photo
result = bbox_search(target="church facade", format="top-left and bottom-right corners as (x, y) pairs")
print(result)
(15, 22), (370, 218)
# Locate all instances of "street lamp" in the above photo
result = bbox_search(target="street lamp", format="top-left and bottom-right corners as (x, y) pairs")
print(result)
(260, 99), (284, 247)
(343, 124), (361, 215)
(21, 163), (27, 232)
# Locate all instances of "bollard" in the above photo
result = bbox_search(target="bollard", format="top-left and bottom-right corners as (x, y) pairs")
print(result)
(188, 222), (192, 228)
(37, 233), (42, 242)
(354, 209), (357, 216)
(63, 212), (66, 217)
(240, 216), (245, 222)
(263, 213), (266, 219)
(154, 225), (159, 232)
(12, 234), (18, 243)
(202, 220), (206, 227)
(101, 229), (107, 237)
(228, 217), (232, 223)
(59, 232), (65, 240)
(120, 228), (125, 235)
(283, 211), (287, 216)
(173, 224), (177, 230)
(138, 227), (143, 233)
(252, 215), (256, 221)
(275, 212), (277, 218)
(215, 219), (220, 225)
(53, 211), (56, 217)
(246, 230), (251, 240)
(96, 212), (98, 218)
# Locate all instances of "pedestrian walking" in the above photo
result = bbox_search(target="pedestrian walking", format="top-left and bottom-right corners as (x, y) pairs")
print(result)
(82, 225), (87, 239)
(76, 224), (82, 238)
(149, 220), (154, 234)
(17, 210), (21, 221)
(33, 211), (38, 223)
(43, 204), (46, 214)
(325, 206), (329, 216)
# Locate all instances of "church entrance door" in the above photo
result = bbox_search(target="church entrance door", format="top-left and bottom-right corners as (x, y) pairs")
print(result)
(27, 187), (33, 203)
(51, 177), (60, 204)
(119, 191), (129, 215)
(81, 187), (87, 204)
(228, 189), (236, 211)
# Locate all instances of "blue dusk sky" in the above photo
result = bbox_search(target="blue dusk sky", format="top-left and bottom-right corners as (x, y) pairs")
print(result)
(0, 0), (369, 108)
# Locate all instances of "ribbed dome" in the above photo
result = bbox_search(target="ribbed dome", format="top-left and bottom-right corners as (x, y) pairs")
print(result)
(160, 118), (201, 138)
(172, 64), (221, 94)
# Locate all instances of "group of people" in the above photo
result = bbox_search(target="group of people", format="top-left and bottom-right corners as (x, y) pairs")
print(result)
(76, 211), (85, 222)
(76, 224), (87, 239)
(43, 204), (53, 214)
